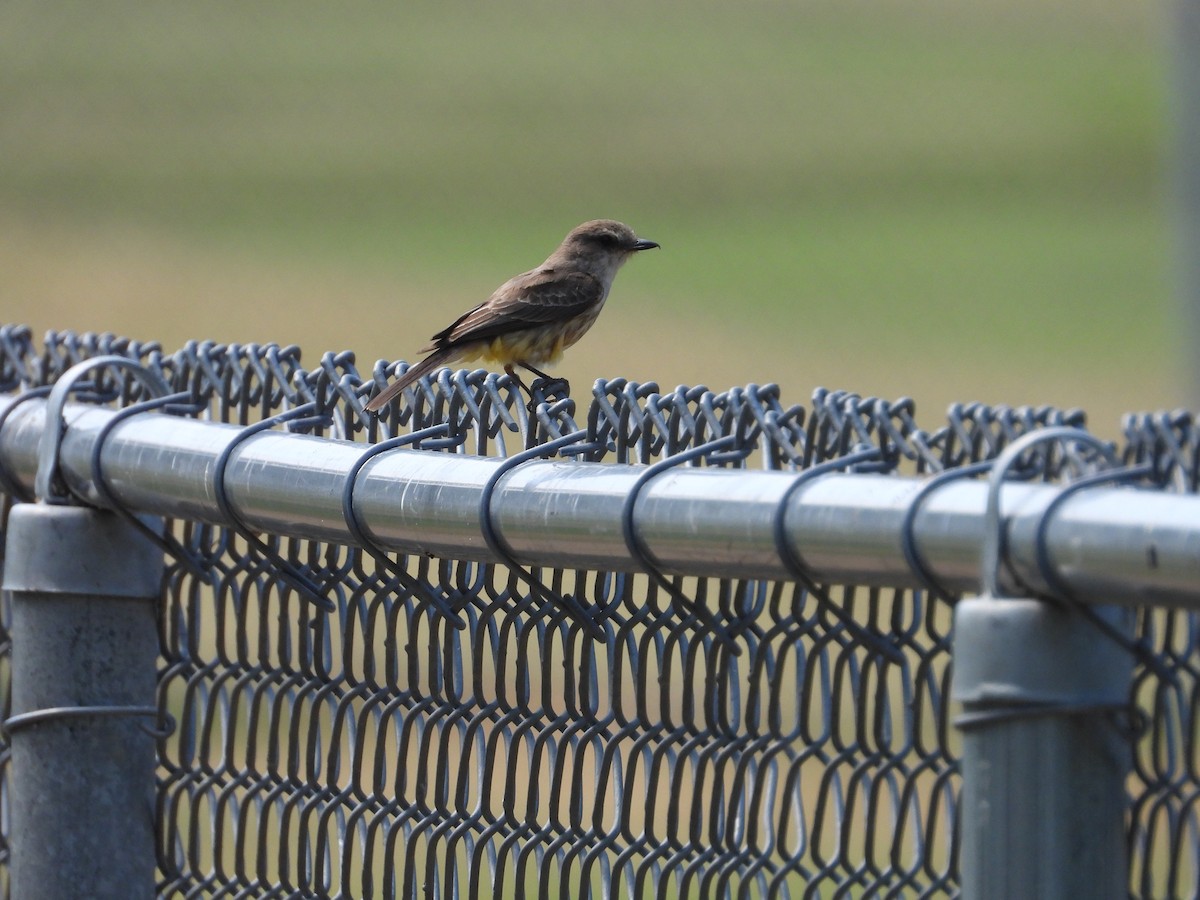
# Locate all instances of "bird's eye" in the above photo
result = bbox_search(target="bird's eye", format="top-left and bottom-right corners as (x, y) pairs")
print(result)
(596, 233), (620, 247)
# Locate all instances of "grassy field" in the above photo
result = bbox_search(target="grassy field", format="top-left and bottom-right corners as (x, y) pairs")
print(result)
(0, 0), (1175, 433)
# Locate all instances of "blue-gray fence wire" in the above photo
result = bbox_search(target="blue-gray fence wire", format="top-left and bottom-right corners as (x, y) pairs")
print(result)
(0, 324), (1198, 898)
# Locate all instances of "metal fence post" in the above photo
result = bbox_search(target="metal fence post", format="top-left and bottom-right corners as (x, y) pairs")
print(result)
(1172, 0), (1200, 406)
(2, 504), (163, 900)
(952, 598), (1134, 899)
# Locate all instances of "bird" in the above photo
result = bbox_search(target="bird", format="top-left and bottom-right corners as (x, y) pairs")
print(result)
(364, 219), (659, 413)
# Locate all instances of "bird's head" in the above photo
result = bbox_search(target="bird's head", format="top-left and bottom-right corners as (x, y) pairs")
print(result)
(552, 219), (659, 281)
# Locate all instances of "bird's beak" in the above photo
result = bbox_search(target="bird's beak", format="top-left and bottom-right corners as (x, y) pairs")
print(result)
(631, 238), (660, 251)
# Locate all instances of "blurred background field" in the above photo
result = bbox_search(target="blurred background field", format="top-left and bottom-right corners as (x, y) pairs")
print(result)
(0, 0), (1175, 434)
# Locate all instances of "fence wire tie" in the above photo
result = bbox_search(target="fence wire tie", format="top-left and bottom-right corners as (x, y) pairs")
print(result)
(88, 389), (216, 582)
(620, 434), (744, 656)
(211, 401), (337, 612)
(981, 427), (1177, 685)
(4, 704), (176, 739)
(1031, 460), (1177, 685)
(478, 428), (608, 642)
(772, 444), (905, 664)
(898, 459), (997, 601)
(12, 354), (215, 585)
(0, 384), (53, 501)
(342, 424), (466, 629)
(34, 355), (171, 505)
(981, 426), (1116, 602)
(954, 698), (1146, 734)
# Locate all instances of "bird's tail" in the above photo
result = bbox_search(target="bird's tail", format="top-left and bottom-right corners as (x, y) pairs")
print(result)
(363, 347), (458, 413)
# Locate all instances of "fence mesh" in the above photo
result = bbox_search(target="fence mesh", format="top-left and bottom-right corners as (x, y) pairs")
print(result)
(0, 324), (1198, 898)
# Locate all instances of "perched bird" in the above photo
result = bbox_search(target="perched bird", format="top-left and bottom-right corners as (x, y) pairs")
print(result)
(364, 219), (659, 413)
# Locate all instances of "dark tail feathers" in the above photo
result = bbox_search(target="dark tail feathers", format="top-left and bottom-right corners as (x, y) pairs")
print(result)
(363, 347), (457, 413)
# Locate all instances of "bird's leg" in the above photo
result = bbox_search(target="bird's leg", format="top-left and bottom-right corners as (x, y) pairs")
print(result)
(503, 364), (532, 394)
(520, 363), (571, 401)
(504, 364), (549, 415)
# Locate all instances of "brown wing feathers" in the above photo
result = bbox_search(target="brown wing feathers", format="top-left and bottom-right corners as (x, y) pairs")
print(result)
(429, 271), (603, 350)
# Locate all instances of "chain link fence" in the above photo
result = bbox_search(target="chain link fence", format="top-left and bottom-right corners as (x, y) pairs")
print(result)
(0, 324), (1197, 898)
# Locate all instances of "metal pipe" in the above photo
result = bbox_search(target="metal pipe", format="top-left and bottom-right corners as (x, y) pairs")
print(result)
(1171, 0), (1200, 406)
(3, 503), (162, 900)
(1, 395), (1198, 608)
(953, 598), (1132, 899)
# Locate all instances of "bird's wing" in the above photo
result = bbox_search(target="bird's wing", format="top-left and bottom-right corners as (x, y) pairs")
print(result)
(426, 270), (604, 349)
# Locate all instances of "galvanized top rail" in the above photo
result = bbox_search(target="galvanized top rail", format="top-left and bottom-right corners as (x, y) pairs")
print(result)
(1, 393), (1196, 610)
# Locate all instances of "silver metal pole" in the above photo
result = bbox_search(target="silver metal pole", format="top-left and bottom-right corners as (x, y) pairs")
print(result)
(952, 598), (1132, 899)
(0, 396), (1197, 609)
(3, 503), (163, 900)
(1171, 0), (1200, 405)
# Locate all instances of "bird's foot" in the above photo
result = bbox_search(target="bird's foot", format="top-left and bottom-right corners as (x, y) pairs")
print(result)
(531, 375), (571, 399)
(526, 376), (571, 413)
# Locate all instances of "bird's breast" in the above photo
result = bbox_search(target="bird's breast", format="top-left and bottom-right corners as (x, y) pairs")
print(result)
(463, 309), (603, 367)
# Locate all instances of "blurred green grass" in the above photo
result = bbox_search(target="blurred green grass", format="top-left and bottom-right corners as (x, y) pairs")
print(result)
(0, 0), (1173, 431)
